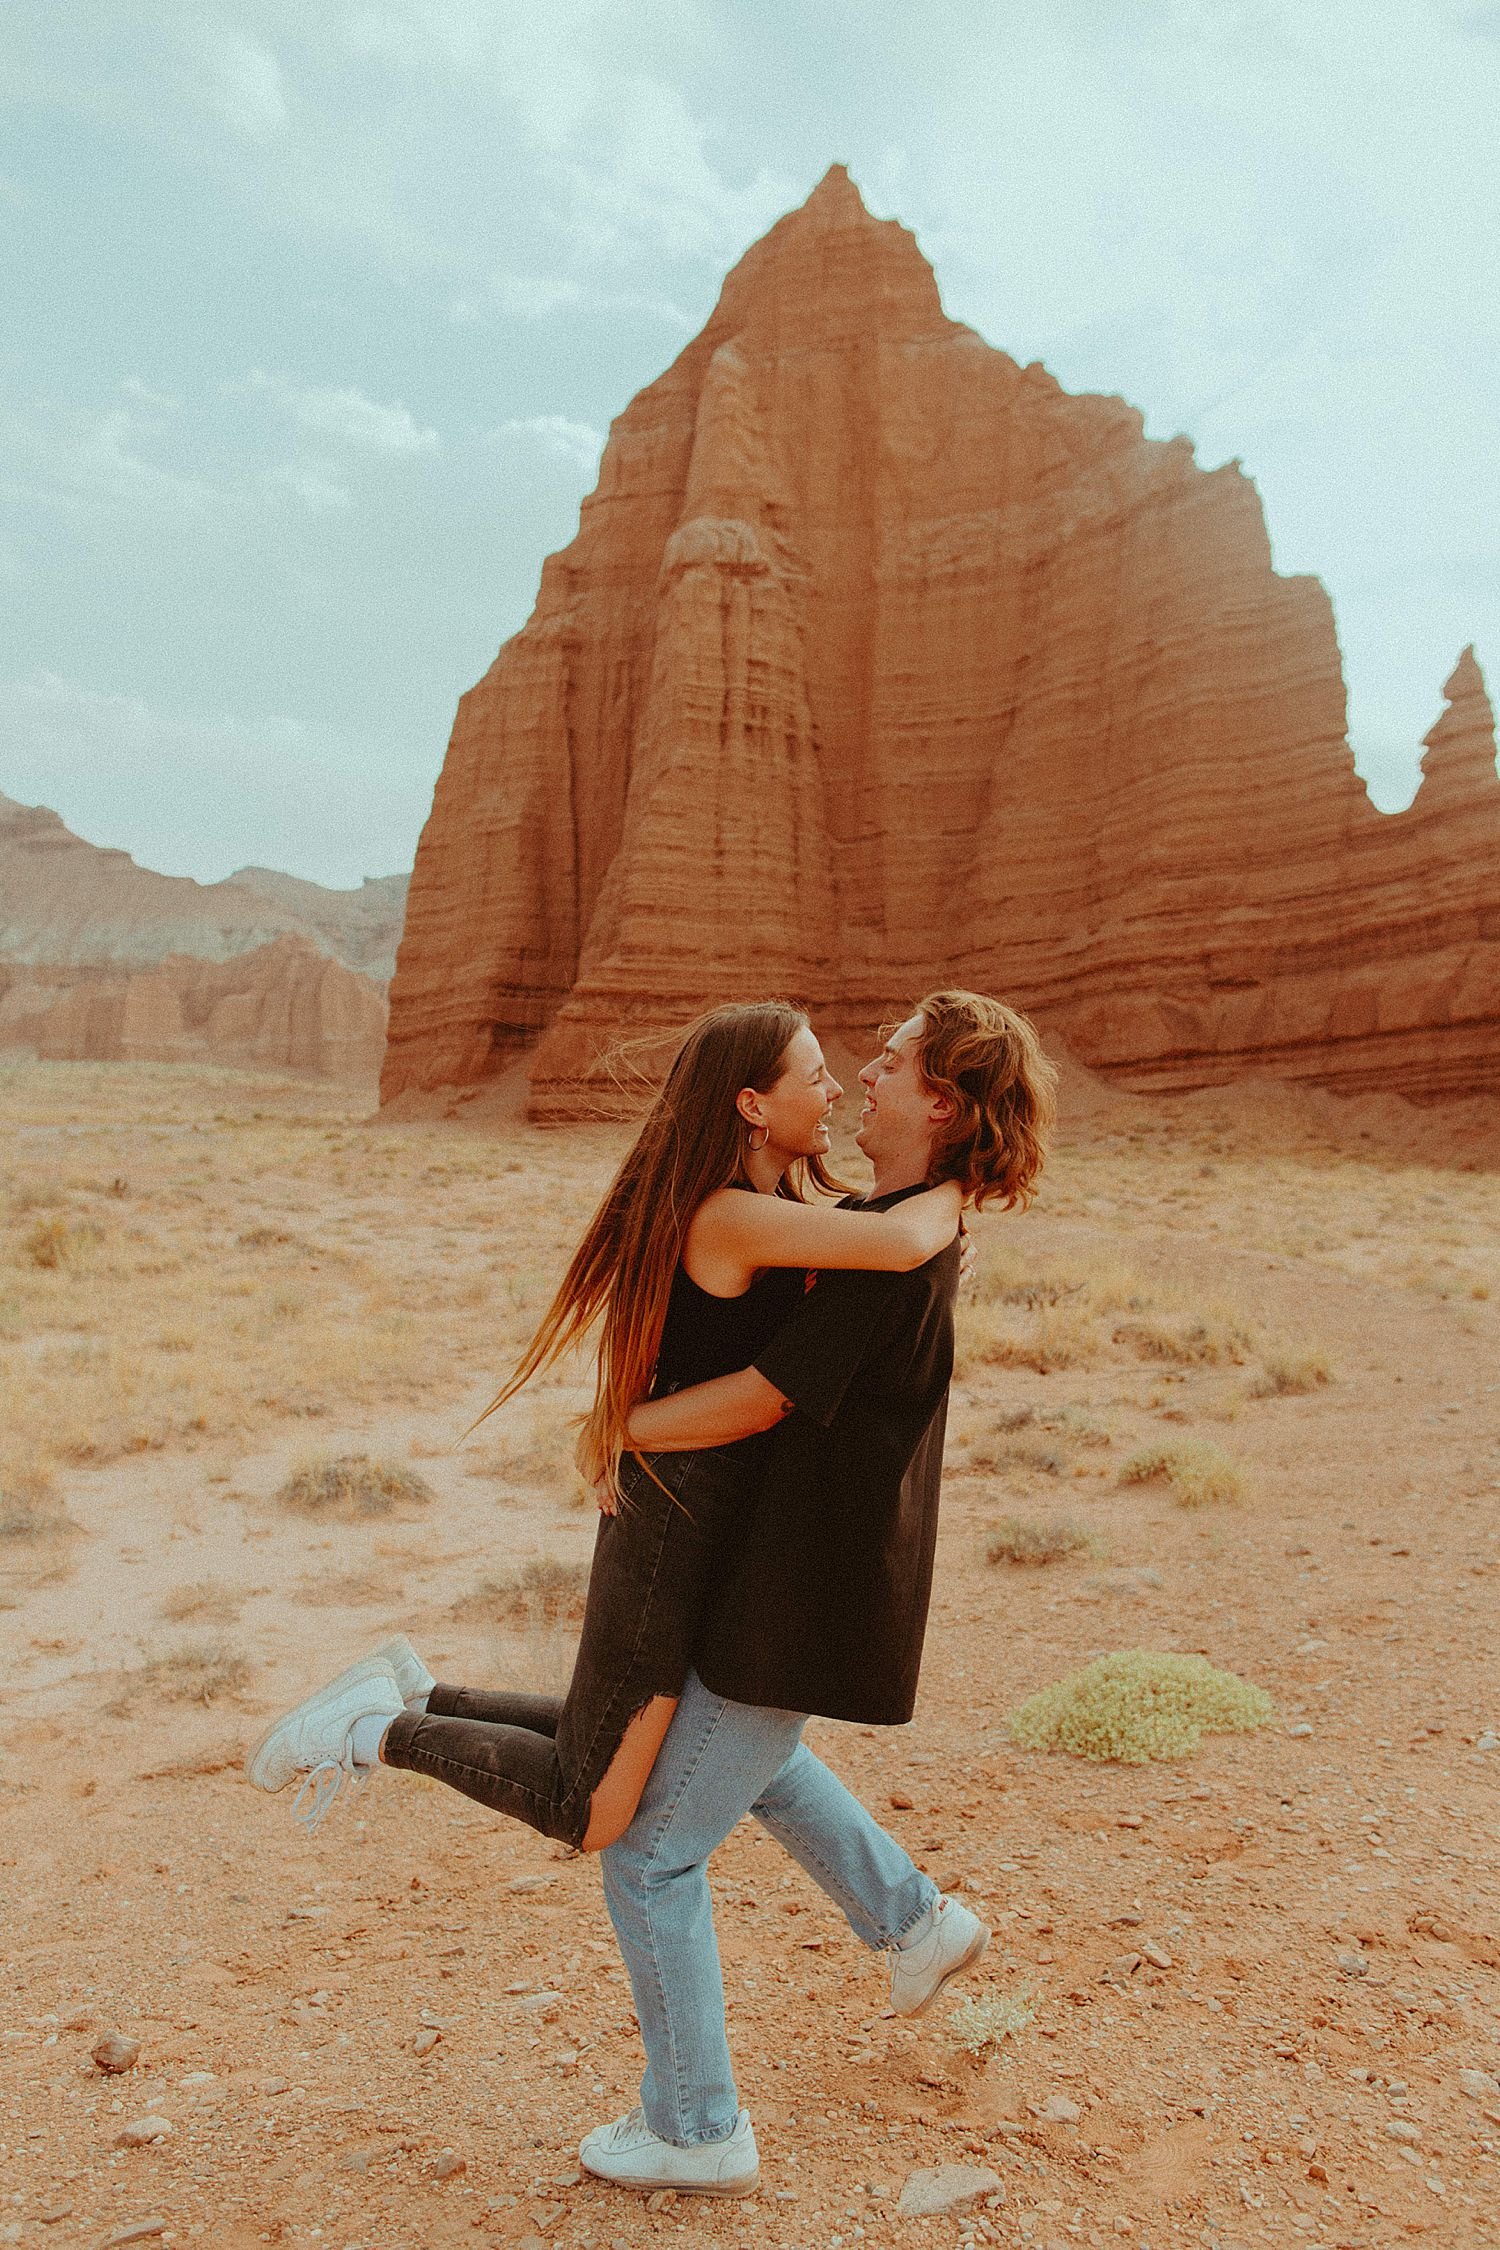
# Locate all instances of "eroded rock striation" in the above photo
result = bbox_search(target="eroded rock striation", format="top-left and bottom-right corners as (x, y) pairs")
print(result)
(383, 166), (1500, 1114)
(11, 936), (386, 1078)
(0, 792), (404, 1077)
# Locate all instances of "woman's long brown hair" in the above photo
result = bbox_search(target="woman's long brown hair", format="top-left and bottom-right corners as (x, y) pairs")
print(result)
(468, 1001), (837, 1486)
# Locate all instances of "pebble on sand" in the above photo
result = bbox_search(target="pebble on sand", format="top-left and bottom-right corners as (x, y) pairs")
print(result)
(897, 2165), (1004, 2217)
(92, 2034), (141, 2074)
(99, 2224), (168, 2248)
(412, 2027), (442, 2057)
(1459, 2068), (1500, 2100)
(114, 2117), (174, 2148)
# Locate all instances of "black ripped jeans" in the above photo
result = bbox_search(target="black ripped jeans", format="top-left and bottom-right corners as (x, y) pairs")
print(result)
(381, 1444), (754, 1849)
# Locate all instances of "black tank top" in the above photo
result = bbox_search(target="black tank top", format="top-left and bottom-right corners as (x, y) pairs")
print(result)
(652, 1211), (806, 1398)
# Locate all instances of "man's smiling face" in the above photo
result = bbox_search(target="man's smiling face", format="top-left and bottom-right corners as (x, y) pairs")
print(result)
(856, 1013), (945, 1173)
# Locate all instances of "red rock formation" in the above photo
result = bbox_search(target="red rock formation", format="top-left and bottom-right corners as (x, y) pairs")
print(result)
(383, 166), (1500, 1113)
(0, 792), (407, 978)
(0, 792), (403, 1078)
(12, 936), (386, 1079)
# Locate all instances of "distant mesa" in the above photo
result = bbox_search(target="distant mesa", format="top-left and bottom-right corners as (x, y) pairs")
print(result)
(383, 162), (1499, 1117)
(0, 791), (406, 1079)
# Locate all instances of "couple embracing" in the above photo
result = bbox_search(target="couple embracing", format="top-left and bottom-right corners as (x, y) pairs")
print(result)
(248, 989), (1056, 2196)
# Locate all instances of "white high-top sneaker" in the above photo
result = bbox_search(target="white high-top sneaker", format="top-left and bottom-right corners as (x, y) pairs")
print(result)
(579, 2106), (759, 2196)
(245, 1663), (405, 1832)
(888, 1894), (990, 2017)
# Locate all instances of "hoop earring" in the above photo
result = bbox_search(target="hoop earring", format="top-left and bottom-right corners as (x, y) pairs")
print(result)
(746, 1125), (769, 1153)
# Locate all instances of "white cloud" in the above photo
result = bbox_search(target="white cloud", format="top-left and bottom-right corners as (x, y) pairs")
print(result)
(249, 370), (440, 455)
(265, 459), (352, 511)
(491, 415), (605, 475)
(0, 394), (233, 519)
(0, 671), (419, 886)
(548, 74), (798, 268)
(183, 26), (289, 139)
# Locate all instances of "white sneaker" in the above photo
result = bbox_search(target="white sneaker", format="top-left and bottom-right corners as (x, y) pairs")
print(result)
(245, 1662), (405, 1832)
(888, 1894), (990, 2017)
(309, 1634), (435, 1712)
(579, 2106), (759, 2196)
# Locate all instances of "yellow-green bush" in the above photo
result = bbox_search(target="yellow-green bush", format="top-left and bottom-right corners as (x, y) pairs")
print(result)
(986, 1516), (1097, 1567)
(949, 1981), (1035, 2055)
(1008, 1650), (1275, 1763)
(1120, 1438), (1246, 1508)
(1249, 1349), (1333, 1397)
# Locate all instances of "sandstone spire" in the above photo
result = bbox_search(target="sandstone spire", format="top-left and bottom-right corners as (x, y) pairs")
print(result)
(1416, 645), (1498, 811)
(383, 171), (1500, 1110)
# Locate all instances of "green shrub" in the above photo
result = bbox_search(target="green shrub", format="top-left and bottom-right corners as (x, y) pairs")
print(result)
(1009, 1650), (1275, 1763)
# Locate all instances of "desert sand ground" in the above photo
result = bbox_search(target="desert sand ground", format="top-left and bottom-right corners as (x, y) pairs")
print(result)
(2, 1055), (1498, 2250)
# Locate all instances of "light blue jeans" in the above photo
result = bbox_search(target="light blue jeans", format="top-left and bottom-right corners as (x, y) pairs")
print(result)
(599, 1668), (939, 2146)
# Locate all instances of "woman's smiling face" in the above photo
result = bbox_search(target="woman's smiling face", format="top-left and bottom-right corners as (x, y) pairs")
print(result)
(744, 1023), (842, 1160)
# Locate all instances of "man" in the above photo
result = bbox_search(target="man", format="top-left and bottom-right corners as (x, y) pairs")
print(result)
(580, 990), (1057, 2195)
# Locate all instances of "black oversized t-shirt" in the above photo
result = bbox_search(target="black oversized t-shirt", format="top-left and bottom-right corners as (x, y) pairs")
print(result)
(693, 1185), (961, 1725)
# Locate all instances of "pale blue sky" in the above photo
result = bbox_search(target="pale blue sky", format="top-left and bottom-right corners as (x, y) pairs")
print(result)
(2, 1), (1497, 886)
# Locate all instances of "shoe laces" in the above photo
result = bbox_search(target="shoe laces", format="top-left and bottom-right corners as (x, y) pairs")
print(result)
(291, 1753), (369, 1835)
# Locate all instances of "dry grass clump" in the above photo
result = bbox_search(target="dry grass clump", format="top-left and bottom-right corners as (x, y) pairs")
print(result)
(958, 1240), (1273, 1381)
(1120, 1438), (1246, 1508)
(0, 1457), (75, 1543)
(452, 1555), (589, 1626)
(1039, 1403), (1113, 1449)
(159, 1579), (242, 1624)
(1113, 1308), (1259, 1367)
(986, 1516), (1098, 1567)
(18, 1214), (103, 1271)
(948, 1981), (1036, 2055)
(296, 1568), (394, 1606)
(1008, 1650), (1276, 1763)
(117, 1637), (254, 1708)
(1248, 1348), (1334, 1397)
(274, 1454), (435, 1520)
(963, 1428), (1070, 1478)
(958, 1301), (1099, 1375)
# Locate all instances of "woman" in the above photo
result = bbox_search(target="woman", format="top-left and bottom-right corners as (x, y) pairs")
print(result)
(247, 1002), (963, 1848)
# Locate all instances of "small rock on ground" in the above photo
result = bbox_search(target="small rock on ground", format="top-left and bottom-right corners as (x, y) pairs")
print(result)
(114, 2117), (174, 2148)
(92, 2034), (141, 2074)
(897, 2164), (1004, 2218)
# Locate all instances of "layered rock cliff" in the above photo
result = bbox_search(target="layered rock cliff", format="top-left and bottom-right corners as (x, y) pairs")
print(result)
(0, 792), (405, 1077)
(2, 936), (386, 1078)
(0, 793), (408, 977)
(383, 166), (1499, 1114)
